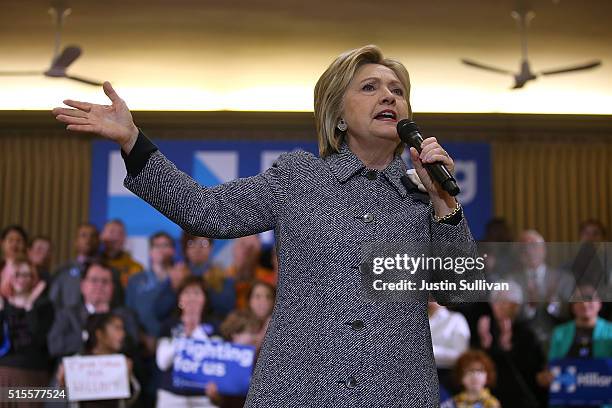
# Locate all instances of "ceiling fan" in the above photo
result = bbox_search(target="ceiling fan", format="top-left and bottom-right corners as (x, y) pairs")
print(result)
(461, 2), (602, 89)
(0, 3), (103, 86)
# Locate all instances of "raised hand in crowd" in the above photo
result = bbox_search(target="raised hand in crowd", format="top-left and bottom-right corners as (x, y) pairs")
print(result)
(477, 315), (493, 349)
(497, 317), (513, 351)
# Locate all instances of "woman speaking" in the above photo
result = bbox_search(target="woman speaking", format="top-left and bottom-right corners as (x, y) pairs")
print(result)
(53, 45), (480, 407)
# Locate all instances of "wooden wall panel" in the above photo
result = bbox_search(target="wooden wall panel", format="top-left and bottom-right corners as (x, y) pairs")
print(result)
(492, 142), (612, 241)
(0, 127), (91, 268)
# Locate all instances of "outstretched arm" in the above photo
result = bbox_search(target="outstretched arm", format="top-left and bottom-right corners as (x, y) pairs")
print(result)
(53, 82), (293, 239)
(121, 132), (291, 238)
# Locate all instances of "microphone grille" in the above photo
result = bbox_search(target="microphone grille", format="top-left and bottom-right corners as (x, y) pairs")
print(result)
(397, 119), (419, 135)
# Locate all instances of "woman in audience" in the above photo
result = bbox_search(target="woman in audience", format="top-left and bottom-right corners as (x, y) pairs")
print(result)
(57, 312), (140, 407)
(27, 236), (53, 283)
(550, 285), (612, 359)
(452, 349), (500, 408)
(207, 310), (263, 408)
(247, 281), (275, 350)
(156, 276), (216, 407)
(184, 233), (236, 319)
(477, 282), (547, 408)
(0, 255), (52, 404)
(1, 225), (28, 286)
(536, 285), (612, 408)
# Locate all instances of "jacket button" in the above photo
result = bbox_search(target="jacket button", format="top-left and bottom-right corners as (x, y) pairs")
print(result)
(350, 320), (365, 331)
(365, 170), (377, 180)
(362, 213), (374, 223)
(346, 376), (357, 389)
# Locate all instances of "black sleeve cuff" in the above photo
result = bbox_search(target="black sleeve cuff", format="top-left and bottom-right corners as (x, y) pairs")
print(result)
(120, 129), (158, 177)
(438, 207), (463, 226)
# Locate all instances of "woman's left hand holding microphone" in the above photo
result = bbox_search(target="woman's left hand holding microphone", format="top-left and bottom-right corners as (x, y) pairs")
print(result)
(408, 137), (458, 218)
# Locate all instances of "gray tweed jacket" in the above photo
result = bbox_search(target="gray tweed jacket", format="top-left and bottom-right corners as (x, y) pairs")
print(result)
(122, 132), (482, 407)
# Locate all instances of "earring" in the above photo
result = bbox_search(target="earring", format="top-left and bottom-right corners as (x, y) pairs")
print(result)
(337, 118), (348, 132)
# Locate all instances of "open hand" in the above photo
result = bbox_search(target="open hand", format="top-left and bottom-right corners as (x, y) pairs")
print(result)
(477, 315), (493, 349)
(52, 81), (139, 153)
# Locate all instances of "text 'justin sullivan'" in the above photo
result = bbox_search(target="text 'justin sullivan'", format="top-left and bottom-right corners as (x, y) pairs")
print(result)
(372, 279), (509, 291)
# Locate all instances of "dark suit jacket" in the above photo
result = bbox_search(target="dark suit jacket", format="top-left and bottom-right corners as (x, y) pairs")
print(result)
(47, 303), (139, 358)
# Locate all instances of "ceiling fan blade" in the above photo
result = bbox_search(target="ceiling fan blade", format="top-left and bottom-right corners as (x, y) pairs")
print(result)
(0, 71), (43, 76)
(539, 60), (602, 76)
(65, 74), (103, 86)
(461, 59), (514, 75)
(46, 45), (82, 75)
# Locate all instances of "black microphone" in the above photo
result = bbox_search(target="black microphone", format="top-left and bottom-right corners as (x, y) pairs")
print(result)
(396, 119), (460, 196)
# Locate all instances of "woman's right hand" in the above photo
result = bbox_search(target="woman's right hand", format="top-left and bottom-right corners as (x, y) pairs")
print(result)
(52, 81), (139, 154)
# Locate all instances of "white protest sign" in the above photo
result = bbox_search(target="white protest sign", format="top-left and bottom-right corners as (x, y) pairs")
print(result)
(63, 354), (130, 402)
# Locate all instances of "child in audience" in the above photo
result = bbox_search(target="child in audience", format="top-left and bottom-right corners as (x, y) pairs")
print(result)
(453, 350), (501, 408)
(56, 312), (140, 407)
(206, 310), (262, 408)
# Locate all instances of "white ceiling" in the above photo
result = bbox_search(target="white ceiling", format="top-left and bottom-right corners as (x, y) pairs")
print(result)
(1, 0), (611, 113)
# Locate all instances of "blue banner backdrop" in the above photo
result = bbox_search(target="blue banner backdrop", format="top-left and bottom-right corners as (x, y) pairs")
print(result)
(90, 139), (491, 268)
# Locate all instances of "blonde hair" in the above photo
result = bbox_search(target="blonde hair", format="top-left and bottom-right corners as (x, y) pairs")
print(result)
(314, 45), (412, 157)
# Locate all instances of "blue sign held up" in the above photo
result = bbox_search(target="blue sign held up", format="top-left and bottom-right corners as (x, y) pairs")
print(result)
(549, 358), (612, 406)
(172, 338), (256, 396)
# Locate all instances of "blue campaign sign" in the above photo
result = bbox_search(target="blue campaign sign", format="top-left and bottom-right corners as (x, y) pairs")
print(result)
(549, 358), (612, 406)
(172, 338), (256, 396)
(90, 139), (491, 268)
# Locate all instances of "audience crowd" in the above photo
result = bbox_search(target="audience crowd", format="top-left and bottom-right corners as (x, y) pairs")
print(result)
(0, 217), (610, 407)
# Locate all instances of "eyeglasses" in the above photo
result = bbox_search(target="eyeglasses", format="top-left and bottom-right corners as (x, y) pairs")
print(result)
(187, 239), (210, 248)
(85, 277), (112, 285)
(152, 243), (174, 249)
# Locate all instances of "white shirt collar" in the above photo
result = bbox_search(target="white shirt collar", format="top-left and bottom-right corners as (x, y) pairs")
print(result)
(84, 303), (96, 314)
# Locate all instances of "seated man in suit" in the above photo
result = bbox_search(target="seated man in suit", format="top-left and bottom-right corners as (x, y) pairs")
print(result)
(514, 230), (575, 352)
(47, 260), (139, 358)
